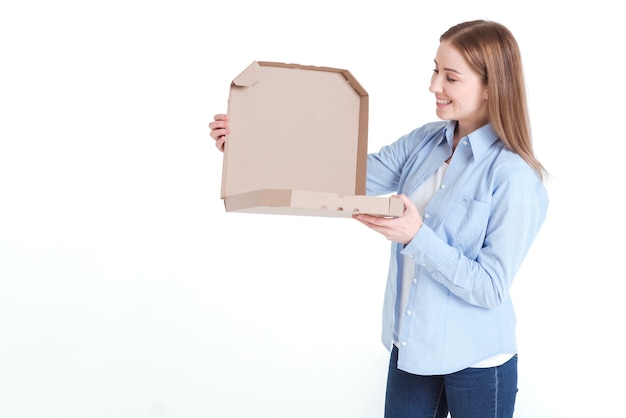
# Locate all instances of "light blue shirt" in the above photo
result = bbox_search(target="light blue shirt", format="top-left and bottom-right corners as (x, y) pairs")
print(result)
(366, 120), (549, 375)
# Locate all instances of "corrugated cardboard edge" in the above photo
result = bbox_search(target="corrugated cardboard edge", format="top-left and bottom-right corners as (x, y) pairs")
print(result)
(221, 61), (369, 198)
(224, 189), (404, 218)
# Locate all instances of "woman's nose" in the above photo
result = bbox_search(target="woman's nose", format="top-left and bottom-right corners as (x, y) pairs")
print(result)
(429, 75), (442, 93)
(429, 81), (441, 93)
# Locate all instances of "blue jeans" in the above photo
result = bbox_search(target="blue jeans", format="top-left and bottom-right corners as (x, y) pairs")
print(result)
(384, 346), (518, 418)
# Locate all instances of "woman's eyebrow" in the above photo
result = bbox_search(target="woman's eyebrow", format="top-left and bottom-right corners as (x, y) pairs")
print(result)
(434, 59), (463, 75)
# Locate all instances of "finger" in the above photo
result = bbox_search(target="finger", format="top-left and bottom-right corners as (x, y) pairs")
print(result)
(208, 114), (229, 130)
(394, 194), (411, 213)
(216, 137), (225, 152)
(210, 128), (229, 141)
(208, 120), (227, 131)
(354, 213), (395, 227)
(209, 114), (228, 126)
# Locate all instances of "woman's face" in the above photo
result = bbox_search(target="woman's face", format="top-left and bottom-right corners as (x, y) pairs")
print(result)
(429, 41), (489, 135)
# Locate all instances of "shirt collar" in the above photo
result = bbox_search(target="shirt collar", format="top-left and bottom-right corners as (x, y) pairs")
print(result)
(442, 121), (500, 160)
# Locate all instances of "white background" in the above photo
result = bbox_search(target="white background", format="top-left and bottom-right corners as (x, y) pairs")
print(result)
(1, 1), (623, 417)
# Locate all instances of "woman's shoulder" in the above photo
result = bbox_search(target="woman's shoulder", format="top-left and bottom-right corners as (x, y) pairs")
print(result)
(402, 120), (449, 147)
(373, 120), (449, 157)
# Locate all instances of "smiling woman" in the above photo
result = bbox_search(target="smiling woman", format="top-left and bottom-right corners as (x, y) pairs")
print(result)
(210, 19), (549, 418)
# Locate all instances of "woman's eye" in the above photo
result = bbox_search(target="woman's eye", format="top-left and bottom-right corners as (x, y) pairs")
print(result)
(433, 69), (456, 82)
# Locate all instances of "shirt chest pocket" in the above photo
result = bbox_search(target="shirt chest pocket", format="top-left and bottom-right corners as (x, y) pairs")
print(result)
(442, 194), (490, 258)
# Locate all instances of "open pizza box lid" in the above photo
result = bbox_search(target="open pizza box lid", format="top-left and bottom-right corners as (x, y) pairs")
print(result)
(220, 61), (404, 218)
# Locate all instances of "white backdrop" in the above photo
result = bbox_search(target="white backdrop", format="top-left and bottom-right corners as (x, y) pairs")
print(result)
(1, 1), (623, 417)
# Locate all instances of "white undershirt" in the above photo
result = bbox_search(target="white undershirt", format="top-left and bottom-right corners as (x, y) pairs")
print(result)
(394, 162), (513, 368)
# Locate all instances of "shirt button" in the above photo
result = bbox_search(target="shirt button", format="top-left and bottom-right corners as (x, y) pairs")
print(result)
(463, 140), (468, 145)
(406, 310), (412, 315)
(424, 213), (430, 219)
(412, 278), (417, 284)
(401, 341), (407, 347)
(440, 184), (446, 189)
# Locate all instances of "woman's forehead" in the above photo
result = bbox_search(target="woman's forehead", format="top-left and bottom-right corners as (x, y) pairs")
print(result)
(434, 42), (469, 72)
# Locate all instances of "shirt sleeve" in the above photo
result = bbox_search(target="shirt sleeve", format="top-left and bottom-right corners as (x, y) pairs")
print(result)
(366, 126), (431, 196)
(401, 162), (549, 308)
(365, 145), (404, 196)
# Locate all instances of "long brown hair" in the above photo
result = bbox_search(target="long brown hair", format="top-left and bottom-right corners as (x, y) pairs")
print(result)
(440, 20), (548, 181)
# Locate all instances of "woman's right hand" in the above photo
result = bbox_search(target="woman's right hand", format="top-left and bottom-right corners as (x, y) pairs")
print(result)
(209, 113), (230, 152)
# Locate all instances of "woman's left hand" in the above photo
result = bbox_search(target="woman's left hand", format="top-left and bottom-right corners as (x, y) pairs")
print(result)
(353, 194), (423, 244)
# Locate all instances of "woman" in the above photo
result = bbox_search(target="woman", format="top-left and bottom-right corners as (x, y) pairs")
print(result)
(210, 19), (548, 418)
